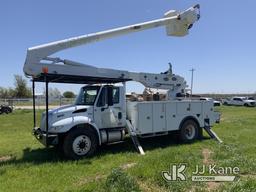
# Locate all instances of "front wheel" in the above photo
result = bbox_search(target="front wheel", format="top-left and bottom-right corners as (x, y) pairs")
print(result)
(179, 119), (199, 143)
(63, 127), (98, 159)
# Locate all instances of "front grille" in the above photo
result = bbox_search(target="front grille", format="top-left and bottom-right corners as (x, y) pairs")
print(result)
(250, 102), (255, 106)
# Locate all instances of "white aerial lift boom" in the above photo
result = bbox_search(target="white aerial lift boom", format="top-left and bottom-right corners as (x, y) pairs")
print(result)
(24, 5), (221, 159)
(24, 4), (200, 99)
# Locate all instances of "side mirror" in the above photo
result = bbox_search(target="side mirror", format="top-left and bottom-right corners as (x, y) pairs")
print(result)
(107, 86), (113, 106)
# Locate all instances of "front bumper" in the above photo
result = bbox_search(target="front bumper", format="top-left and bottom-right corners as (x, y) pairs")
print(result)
(33, 127), (58, 146)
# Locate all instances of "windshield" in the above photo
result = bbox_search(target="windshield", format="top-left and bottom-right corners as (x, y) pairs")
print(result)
(75, 86), (100, 105)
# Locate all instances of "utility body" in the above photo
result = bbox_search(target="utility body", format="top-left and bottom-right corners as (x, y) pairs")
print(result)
(24, 5), (221, 159)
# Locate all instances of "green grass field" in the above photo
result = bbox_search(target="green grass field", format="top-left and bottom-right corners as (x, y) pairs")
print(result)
(0, 107), (256, 192)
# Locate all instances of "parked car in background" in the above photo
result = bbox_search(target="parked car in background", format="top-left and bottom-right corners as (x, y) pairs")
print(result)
(200, 97), (221, 106)
(0, 105), (13, 114)
(246, 97), (255, 100)
(223, 97), (256, 107)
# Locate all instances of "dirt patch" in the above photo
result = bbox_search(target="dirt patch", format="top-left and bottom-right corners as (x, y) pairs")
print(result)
(76, 174), (106, 186)
(0, 155), (12, 162)
(202, 148), (214, 165)
(220, 117), (225, 121)
(120, 162), (137, 170)
(207, 182), (220, 191)
(202, 149), (221, 191)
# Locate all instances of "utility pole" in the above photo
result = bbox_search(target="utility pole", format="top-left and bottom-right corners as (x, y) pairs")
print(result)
(189, 68), (195, 96)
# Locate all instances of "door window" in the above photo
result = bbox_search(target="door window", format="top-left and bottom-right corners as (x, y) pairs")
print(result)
(113, 87), (120, 104)
(97, 87), (107, 107)
(96, 86), (120, 107)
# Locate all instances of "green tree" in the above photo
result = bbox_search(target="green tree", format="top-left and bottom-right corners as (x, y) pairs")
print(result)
(13, 75), (32, 98)
(0, 87), (15, 98)
(63, 91), (75, 98)
(44, 88), (61, 98)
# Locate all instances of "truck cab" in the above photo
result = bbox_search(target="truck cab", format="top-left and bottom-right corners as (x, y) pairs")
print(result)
(75, 85), (126, 129)
(34, 84), (127, 159)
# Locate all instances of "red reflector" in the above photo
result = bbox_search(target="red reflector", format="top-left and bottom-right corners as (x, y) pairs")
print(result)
(42, 67), (48, 74)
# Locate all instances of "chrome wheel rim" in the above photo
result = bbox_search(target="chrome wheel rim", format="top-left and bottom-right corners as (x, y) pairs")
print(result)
(72, 135), (91, 156)
(184, 124), (195, 140)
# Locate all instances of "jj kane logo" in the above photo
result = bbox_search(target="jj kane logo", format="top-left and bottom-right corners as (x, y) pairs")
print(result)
(162, 163), (239, 182)
(162, 163), (187, 181)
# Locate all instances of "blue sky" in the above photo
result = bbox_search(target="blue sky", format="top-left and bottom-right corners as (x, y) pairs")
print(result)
(1, 0), (256, 94)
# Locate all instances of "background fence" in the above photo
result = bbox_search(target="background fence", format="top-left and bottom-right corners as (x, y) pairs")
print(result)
(1, 93), (255, 109)
(0, 97), (75, 109)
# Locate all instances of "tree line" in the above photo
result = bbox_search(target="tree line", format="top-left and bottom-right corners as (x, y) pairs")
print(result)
(0, 75), (75, 99)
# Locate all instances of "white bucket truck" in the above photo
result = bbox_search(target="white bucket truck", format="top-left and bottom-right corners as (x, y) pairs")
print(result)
(23, 5), (221, 159)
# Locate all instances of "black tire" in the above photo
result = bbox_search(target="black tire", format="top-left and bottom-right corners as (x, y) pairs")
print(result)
(7, 107), (12, 113)
(179, 119), (199, 143)
(1, 106), (12, 114)
(3, 108), (8, 114)
(244, 103), (249, 107)
(63, 127), (98, 159)
(5, 107), (12, 114)
(223, 102), (228, 105)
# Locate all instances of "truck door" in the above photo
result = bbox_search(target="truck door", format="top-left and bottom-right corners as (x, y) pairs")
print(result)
(94, 86), (126, 129)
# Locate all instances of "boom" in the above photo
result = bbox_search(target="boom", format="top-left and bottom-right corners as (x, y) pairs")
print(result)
(23, 5), (200, 99)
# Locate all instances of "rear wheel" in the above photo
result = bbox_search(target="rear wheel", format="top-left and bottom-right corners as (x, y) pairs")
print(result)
(244, 103), (249, 107)
(63, 127), (98, 159)
(179, 119), (199, 143)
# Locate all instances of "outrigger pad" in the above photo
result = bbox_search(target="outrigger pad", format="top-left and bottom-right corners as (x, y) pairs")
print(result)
(203, 126), (223, 143)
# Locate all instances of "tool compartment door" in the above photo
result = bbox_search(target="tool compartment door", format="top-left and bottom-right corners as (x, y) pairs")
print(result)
(137, 103), (153, 134)
(153, 103), (166, 132)
(177, 101), (202, 115)
(165, 102), (179, 131)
